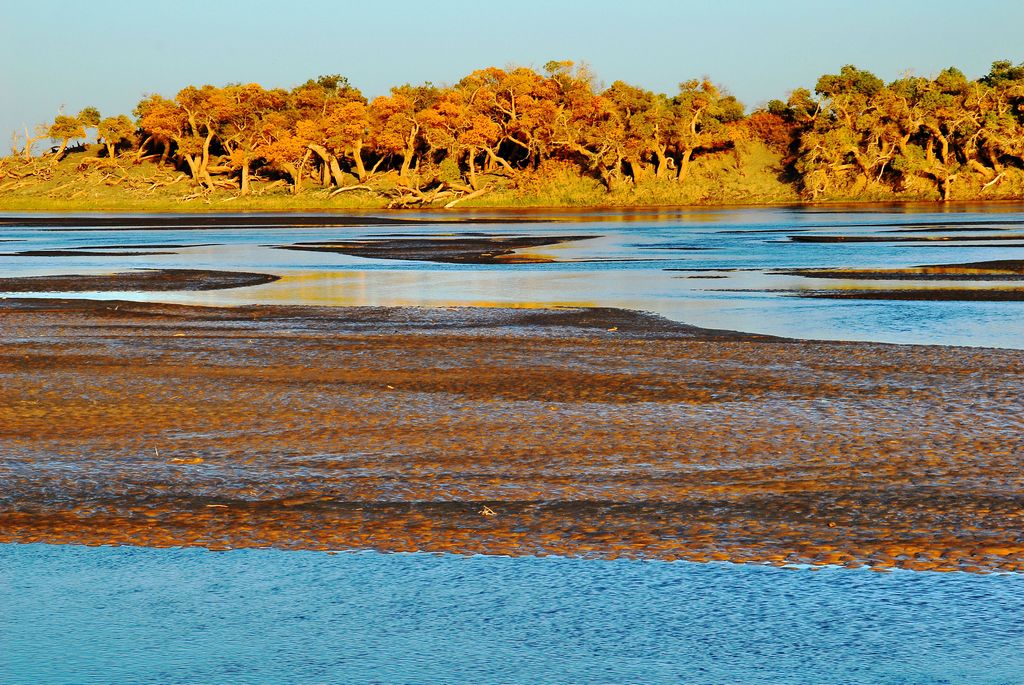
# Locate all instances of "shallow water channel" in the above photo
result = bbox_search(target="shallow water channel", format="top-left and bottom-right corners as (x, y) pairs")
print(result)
(2, 544), (1022, 685)
(2, 204), (1024, 347)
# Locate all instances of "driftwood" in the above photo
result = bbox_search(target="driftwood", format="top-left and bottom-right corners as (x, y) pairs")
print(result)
(444, 186), (490, 209)
(982, 172), (1006, 190)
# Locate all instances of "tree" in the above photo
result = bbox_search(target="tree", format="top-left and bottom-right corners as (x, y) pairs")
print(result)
(255, 111), (312, 194)
(134, 94), (181, 164)
(368, 84), (438, 181)
(78, 106), (101, 129)
(293, 76), (370, 185)
(174, 85), (236, 187)
(667, 79), (743, 182)
(219, 84), (288, 194)
(47, 107), (98, 160)
(97, 115), (135, 159)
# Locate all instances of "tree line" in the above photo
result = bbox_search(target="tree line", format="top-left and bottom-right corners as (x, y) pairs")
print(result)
(8, 60), (1024, 204)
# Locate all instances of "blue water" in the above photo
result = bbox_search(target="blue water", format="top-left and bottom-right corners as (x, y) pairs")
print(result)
(2, 205), (1024, 347)
(2, 544), (1022, 685)
(4, 207), (1024, 683)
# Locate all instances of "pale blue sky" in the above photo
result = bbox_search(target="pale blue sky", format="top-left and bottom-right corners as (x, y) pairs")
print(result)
(2, 0), (1022, 146)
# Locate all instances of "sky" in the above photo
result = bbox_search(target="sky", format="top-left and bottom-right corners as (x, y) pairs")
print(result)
(2, 0), (1023, 148)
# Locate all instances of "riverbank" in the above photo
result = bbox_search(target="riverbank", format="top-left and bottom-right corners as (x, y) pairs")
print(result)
(2, 299), (1022, 572)
(3, 142), (1022, 214)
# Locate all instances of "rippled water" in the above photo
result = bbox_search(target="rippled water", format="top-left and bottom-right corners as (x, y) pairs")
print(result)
(2, 205), (1024, 347)
(4, 208), (1024, 683)
(2, 544), (1022, 685)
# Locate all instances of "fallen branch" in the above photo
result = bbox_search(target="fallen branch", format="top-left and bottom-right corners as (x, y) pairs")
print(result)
(329, 184), (374, 196)
(982, 172), (1005, 190)
(444, 186), (490, 209)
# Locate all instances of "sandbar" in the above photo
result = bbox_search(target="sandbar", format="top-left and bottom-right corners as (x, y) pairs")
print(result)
(1, 299), (1021, 573)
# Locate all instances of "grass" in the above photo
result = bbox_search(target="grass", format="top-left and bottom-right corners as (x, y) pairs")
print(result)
(1, 142), (1020, 213)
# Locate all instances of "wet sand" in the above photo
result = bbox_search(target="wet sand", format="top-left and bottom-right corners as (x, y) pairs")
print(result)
(3, 243), (216, 257)
(789, 234), (1024, 243)
(8, 250), (178, 257)
(0, 269), (279, 292)
(777, 260), (1024, 281)
(1, 299), (1022, 573)
(274, 235), (594, 264)
(796, 289), (1024, 301)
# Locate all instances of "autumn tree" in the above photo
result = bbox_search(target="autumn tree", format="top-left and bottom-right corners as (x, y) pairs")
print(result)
(47, 107), (98, 159)
(19, 59), (1023, 204)
(218, 84), (287, 194)
(173, 85), (237, 187)
(418, 88), (501, 188)
(134, 94), (180, 164)
(293, 76), (371, 185)
(368, 84), (438, 181)
(668, 80), (744, 182)
(254, 110), (313, 194)
(97, 115), (135, 158)
(794, 65), (888, 197)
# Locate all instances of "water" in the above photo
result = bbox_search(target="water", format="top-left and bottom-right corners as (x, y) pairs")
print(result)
(2, 544), (1022, 685)
(4, 206), (1023, 684)
(2, 205), (1024, 348)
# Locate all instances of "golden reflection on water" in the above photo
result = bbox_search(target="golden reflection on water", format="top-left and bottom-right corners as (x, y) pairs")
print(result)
(249, 270), (599, 309)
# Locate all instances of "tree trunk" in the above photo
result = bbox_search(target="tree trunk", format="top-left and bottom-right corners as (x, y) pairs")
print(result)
(466, 146), (478, 190)
(399, 129), (417, 179)
(483, 146), (516, 175)
(105, 142), (116, 159)
(184, 155), (202, 185)
(200, 130), (214, 180)
(307, 144), (344, 187)
(286, 150), (313, 194)
(283, 163), (299, 193)
(135, 135), (153, 163)
(654, 146), (670, 179)
(400, 150), (414, 178)
(626, 157), (647, 184)
(240, 162), (251, 195)
(327, 156), (345, 186)
(52, 138), (69, 162)
(23, 127), (40, 160)
(351, 141), (367, 182)
(676, 148), (694, 183)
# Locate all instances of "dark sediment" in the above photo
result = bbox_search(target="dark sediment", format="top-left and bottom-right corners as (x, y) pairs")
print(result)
(5, 243), (217, 256)
(0, 269), (279, 292)
(776, 260), (1024, 281)
(886, 226), (1018, 233)
(274, 235), (595, 264)
(795, 288), (1024, 301)
(8, 250), (177, 257)
(1, 299), (1022, 573)
(63, 243), (217, 250)
(935, 259), (1024, 271)
(789, 234), (1024, 243)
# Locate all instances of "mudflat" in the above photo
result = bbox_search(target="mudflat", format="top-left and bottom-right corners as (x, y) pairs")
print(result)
(274, 235), (594, 264)
(0, 268), (279, 292)
(1, 299), (1021, 572)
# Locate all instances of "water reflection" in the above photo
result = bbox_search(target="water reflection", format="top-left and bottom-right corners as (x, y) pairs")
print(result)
(2, 206), (1024, 348)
